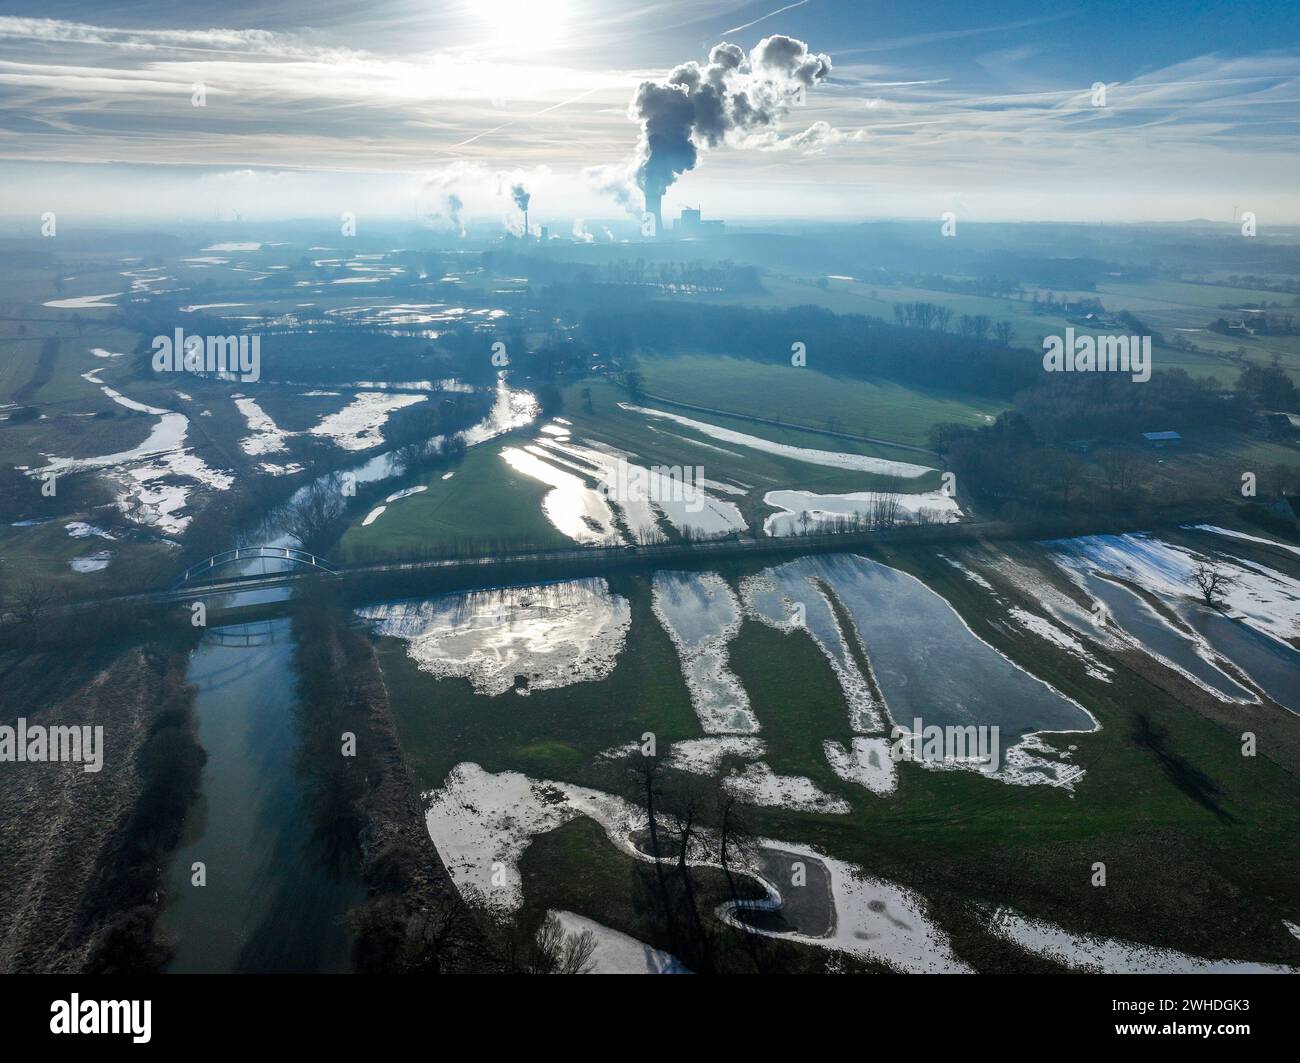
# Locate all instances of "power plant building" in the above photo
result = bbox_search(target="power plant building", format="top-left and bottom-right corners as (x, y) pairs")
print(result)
(675, 206), (724, 235)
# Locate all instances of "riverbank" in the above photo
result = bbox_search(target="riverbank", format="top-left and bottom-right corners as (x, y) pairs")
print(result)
(0, 634), (202, 972)
(292, 584), (499, 972)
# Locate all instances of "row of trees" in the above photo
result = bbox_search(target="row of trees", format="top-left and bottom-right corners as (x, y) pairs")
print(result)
(790, 490), (950, 535)
(890, 300), (1013, 345)
(581, 302), (1041, 398)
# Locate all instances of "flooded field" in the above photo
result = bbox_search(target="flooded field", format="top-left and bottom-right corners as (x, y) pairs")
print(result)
(1049, 533), (1300, 714)
(348, 545), (1148, 969)
(358, 579), (631, 697)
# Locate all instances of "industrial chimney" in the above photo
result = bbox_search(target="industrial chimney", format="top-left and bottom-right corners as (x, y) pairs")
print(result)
(643, 189), (662, 238)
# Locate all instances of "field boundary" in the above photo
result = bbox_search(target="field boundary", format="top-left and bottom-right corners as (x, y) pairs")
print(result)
(635, 389), (942, 456)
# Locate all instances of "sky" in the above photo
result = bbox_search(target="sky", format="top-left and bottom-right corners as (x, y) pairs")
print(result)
(0, 0), (1297, 227)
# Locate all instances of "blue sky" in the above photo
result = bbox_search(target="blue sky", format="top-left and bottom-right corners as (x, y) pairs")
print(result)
(0, 1), (1297, 224)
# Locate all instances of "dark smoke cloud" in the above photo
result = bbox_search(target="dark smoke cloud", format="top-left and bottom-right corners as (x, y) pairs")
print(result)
(511, 182), (530, 212)
(628, 35), (833, 206)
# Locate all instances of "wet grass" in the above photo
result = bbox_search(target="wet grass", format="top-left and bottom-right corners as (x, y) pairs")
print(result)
(636, 353), (1003, 447)
(338, 441), (570, 560)
(375, 570), (702, 794)
(372, 542), (1300, 970)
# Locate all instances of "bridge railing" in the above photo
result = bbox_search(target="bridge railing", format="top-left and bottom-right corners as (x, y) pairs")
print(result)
(176, 546), (336, 586)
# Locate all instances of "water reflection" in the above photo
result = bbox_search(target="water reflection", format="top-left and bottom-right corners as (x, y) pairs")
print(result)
(161, 620), (364, 973)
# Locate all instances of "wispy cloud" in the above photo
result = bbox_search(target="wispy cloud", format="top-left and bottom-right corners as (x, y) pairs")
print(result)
(0, 11), (1295, 222)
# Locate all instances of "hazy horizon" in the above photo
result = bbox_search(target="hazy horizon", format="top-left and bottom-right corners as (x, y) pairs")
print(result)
(1, 1), (1297, 226)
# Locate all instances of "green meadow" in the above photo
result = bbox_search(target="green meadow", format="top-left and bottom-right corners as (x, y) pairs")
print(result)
(370, 539), (1300, 972)
(635, 353), (1004, 447)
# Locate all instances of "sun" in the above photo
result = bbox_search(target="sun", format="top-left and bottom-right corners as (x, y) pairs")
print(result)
(474, 0), (570, 55)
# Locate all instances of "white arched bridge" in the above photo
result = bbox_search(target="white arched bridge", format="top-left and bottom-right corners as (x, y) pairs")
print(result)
(174, 546), (337, 589)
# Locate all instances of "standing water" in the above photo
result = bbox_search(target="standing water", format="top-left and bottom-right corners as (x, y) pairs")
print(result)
(161, 377), (539, 969)
(160, 620), (365, 972)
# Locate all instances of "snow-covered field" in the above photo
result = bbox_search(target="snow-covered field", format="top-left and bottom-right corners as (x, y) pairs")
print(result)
(1049, 533), (1300, 646)
(723, 762), (851, 814)
(535, 435), (747, 539)
(651, 571), (758, 733)
(666, 736), (766, 774)
(358, 579), (631, 697)
(234, 396), (292, 457)
(741, 563), (884, 732)
(1007, 606), (1114, 683)
(936, 553), (996, 591)
(33, 369), (234, 534)
(65, 521), (115, 540)
(42, 293), (121, 309)
(621, 403), (936, 478)
(824, 737), (897, 795)
(763, 488), (960, 536)
(719, 841), (971, 973)
(1189, 524), (1300, 560)
(500, 446), (616, 544)
(360, 485), (429, 527)
(423, 762), (642, 912)
(424, 763), (965, 972)
(989, 908), (1298, 973)
(549, 911), (690, 974)
(308, 391), (426, 450)
(69, 551), (112, 573)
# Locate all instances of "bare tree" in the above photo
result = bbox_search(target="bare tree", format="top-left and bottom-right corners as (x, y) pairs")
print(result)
(280, 474), (348, 552)
(716, 786), (774, 973)
(12, 578), (54, 627)
(493, 912), (597, 974)
(408, 897), (466, 973)
(629, 754), (677, 953)
(868, 491), (902, 529)
(1097, 448), (1144, 504)
(1188, 561), (1237, 609)
(1040, 450), (1086, 507)
(528, 915), (597, 974)
(664, 777), (714, 972)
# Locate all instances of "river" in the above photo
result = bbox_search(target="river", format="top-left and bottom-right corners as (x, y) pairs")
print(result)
(160, 377), (538, 972)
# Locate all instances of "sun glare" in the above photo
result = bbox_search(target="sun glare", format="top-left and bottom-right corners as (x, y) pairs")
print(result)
(475, 0), (570, 55)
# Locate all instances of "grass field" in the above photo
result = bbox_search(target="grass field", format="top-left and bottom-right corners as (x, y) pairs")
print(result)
(567, 377), (944, 484)
(336, 374), (953, 557)
(706, 272), (1296, 386)
(338, 440), (570, 559)
(369, 539), (1300, 971)
(636, 353), (1004, 447)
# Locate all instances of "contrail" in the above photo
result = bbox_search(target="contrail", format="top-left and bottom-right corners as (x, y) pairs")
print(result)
(723, 0), (811, 35)
(454, 86), (604, 148)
